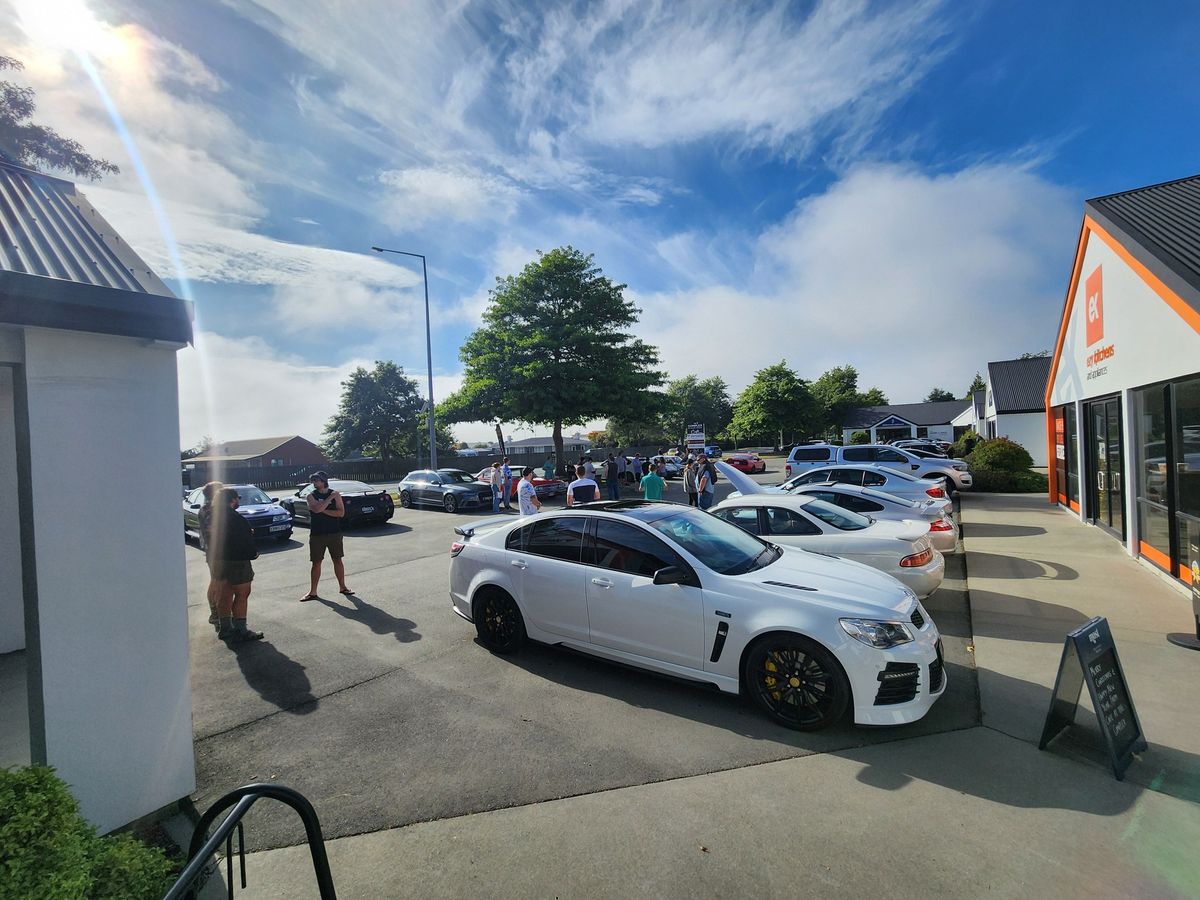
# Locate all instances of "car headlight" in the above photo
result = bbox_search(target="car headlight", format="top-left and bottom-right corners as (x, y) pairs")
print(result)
(952, 462), (967, 471)
(273, 513), (290, 522)
(839, 618), (914, 649)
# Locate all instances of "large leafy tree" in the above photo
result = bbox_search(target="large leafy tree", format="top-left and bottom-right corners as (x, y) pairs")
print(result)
(810, 365), (888, 436)
(964, 372), (987, 398)
(660, 375), (733, 445)
(727, 361), (818, 448)
(0, 57), (119, 180)
(925, 388), (957, 402)
(323, 361), (436, 466)
(440, 246), (663, 471)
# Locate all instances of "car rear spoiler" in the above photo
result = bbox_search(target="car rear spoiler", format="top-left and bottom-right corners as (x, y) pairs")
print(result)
(454, 516), (511, 539)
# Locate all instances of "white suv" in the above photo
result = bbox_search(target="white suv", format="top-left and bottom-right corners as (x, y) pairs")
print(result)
(785, 444), (971, 492)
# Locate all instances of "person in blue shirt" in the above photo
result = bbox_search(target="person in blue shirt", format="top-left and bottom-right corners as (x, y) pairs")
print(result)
(500, 456), (513, 510)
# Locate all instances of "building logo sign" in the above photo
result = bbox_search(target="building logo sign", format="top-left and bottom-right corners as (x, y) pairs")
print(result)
(1083, 264), (1115, 381)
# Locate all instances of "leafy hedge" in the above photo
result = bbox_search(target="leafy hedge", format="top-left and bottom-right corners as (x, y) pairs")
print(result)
(969, 437), (1033, 472)
(0, 766), (177, 900)
(949, 429), (980, 459)
(970, 466), (1048, 493)
(849, 431), (870, 445)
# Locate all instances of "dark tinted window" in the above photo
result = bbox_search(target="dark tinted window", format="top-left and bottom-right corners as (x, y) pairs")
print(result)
(790, 447), (831, 461)
(712, 507), (763, 535)
(842, 447), (874, 462)
(505, 524), (531, 551)
(837, 494), (884, 513)
(764, 507), (822, 536)
(861, 471), (887, 486)
(408, 473), (429, 484)
(829, 469), (865, 485)
(524, 517), (586, 563)
(805, 490), (839, 503)
(875, 449), (907, 463)
(589, 519), (681, 577)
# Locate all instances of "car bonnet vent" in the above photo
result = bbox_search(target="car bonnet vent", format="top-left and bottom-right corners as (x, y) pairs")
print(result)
(763, 580), (818, 592)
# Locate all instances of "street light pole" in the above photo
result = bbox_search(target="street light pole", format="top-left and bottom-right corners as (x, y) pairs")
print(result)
(371, 245), (437, 471)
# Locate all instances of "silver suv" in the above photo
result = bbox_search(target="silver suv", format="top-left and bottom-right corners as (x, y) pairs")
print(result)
(785, 444), (971, 491)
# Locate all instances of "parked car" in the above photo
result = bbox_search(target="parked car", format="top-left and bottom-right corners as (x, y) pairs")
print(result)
(649, 455), (683, 478)
(473, 467), (567, 500)
(184, 483), (292, 547)
(727, 453), (766, 474)
(449, 501), (945, 730)
(710, 493), (944, 598)
(455, 448), (480, 457)
(283, 479), (395, 528)
(777, 465), (951, 501)
(703, 444), (723, 457)
(784, 444), (971, 492)
(400, 468), (496, 512)
(893, 440), (949, 456)
(788, 483), (958, 553)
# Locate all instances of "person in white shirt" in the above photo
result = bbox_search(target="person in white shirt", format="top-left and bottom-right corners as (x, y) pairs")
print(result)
(582, 456), (596, 478)
(517, 467), (542, 516)
(566, 465), (599, 506)
(488, 462), (504, 513)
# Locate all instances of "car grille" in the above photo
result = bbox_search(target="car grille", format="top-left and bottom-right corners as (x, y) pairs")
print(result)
(929, 641), (945, 693)
(874, 662), (920, 705)
(910, 607), (925, 630)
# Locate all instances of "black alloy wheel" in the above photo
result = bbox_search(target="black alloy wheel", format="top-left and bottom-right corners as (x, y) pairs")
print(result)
(443, 493), (458, 513)
(474, 591), (525, 653)
(400, 491), (412, 508)
(743, 635), (849, 730)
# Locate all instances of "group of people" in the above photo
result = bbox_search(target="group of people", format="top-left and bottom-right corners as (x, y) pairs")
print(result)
(198, 470), (355, 644)
(485, 457), (544, 516)
(517, 449), (721, 511)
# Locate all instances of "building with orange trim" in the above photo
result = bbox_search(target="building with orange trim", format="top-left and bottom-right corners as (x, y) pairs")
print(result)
(1046, 174), (1200, 591)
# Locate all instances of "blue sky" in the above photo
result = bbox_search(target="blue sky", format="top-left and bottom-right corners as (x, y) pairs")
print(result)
(4, 0), (1198, 445)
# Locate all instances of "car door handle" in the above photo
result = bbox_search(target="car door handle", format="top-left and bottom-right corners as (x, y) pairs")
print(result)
(510, 559), (528, 569)
(591, 577), (613, 588)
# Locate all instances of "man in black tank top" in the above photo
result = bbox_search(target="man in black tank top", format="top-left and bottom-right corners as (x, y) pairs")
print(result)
(301, 471), (352, 601)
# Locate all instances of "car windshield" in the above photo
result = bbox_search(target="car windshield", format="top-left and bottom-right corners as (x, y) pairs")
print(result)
(330, 480), (373, 492)
(644, 508), (779, 575)
(801, 499), (871, 531)
(235, 487), (272, 505)
(440, 471), (479, 484)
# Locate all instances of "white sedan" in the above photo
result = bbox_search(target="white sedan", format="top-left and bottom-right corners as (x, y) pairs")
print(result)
(710, 494), (945, 598)
(779, 465), (952, 502)
(788, 483), (958, 553)
(449, 502), (946, 730)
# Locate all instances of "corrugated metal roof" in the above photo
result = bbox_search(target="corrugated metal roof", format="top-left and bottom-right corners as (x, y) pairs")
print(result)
(191, 436), (310, 460)
(0, 160), (172, 296)
(1086, 174), (1200, 313)
(842, 399), (969, 429)
(987, 356), (1051, 413)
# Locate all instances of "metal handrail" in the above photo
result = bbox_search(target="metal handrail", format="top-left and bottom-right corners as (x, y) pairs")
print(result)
(163, 783), (336, 900)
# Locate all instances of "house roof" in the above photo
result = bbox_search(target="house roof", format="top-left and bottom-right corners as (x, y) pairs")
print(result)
(842, 399), (970, 429)
(187, 435), (312, 462)
(0, 160), (192, 342)
(987, 356), (1052, 413)
(1085, 174), (1200, 318)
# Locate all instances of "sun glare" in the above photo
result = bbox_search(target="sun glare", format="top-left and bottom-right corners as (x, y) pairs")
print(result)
(15, 0), (135, 63)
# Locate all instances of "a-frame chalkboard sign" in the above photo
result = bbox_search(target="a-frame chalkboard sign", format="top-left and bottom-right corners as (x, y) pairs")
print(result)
(1039, 616), (1147, 779)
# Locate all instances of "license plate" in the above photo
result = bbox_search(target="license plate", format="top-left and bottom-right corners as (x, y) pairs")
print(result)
(269, 523), (289, 532)
(361, 506), (375, 514)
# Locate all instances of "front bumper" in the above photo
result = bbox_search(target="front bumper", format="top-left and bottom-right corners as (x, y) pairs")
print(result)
(842, 616), (947, 726)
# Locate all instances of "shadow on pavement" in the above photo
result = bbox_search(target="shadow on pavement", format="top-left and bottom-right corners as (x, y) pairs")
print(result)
(969, 588), (1091, 642)
(964, 523), (1048, 538)
(231, 640), (318, 715)
(311, 594), (422, 643)
(255, 538), (302, 554)
(966, 550), (1079, 581)
(348, 522), (413, 537)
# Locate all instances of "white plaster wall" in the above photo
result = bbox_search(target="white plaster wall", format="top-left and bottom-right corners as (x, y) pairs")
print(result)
(0, 367), (23, 654)
(992, 412), (1048, 466)
(925, 425), (954, 442)
(22, 329), (193, 832)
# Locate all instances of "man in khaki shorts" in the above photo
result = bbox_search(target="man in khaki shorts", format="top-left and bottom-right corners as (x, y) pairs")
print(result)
(300, 471), (352, 601)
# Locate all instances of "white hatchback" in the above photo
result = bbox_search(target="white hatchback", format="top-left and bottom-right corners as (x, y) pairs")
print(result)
(449, 503), (946, 731)
(788, 483), (958, 553)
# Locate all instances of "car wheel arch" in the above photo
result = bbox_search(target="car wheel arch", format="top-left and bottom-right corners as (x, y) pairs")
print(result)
(470, 582), (522, 621)
(736, 628), (853, 704)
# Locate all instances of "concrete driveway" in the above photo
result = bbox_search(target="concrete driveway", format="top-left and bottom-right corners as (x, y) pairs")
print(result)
(187, 471), (978, 851)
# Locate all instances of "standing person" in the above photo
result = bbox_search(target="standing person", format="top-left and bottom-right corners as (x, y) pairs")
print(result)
(682, 461), (699, 507)
(199, 480), (227, 632)
(630, 454), (643, 481)
(500, 457), (514, 510)
(543, 455), (556, 480)
(696, 455), (716, 510)
(583, 455), (596, 479)
(639, 462), (667, 501)
(604, 452), (621, 501)
(300, 471), (351, 601)
(212, 487), (262, 642)
(566, 465), (599, 506)
(517, 467), (542, 516)
(488, 462), (504, 513)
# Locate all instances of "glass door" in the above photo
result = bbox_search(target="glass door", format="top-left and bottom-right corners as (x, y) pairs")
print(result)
(1086, 396), (1125, 538)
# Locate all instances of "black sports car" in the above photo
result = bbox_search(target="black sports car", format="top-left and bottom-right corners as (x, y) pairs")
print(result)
(398, 468), (495, 512)
(282, 479), (395, 528)
(183, 484), (293, 547)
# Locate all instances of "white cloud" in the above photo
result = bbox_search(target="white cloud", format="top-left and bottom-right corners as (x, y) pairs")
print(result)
(377, 165), (520, 228)
(639, 162), (1078, 403)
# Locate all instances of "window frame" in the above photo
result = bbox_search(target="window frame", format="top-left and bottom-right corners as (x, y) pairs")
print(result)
(518, 515), (588, 564)
(762, 505), (823, 537)
(584, 517), (696, 583)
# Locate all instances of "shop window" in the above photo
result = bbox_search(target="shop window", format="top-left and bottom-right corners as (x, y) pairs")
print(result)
(1134, 384), (1170, 567)
(1174, 376), (1200, 574)
(1065, 404), (1079, 506)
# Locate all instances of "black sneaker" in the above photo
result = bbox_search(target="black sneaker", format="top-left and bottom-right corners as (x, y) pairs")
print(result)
(230, 628), (263, 643)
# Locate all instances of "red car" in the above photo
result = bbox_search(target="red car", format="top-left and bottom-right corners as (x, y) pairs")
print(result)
(727, 453), (766, 474)
(474, 468), (567, 500)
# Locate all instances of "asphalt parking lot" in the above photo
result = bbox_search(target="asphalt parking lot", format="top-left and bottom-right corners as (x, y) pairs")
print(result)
(188, 469), (978, 851)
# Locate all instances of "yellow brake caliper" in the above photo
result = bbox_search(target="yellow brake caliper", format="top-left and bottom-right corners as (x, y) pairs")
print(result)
(764, 656), (781, 700)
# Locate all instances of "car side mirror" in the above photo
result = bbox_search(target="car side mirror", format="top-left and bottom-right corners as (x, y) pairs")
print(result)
(189, 503), (200, 510)
(911, 464), (919, 470)
(270, 497), (280, 503)
(652, 566), (689, 586)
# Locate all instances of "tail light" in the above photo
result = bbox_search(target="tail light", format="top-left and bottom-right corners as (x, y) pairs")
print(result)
(929, 519), (954, 532)
(900, 547), (934, 568)
(785, 464), (792, 476)
(926, 486), (946, 498)
(450, 541), (466, 558)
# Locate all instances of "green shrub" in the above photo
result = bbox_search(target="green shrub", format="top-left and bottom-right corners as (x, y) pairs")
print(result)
(950, 429), (980, 459)
(849, 431), (870, 445)
(0, 766), (177, 900)
(971, 465), (1048, 493)
(969, 437), (1034, 472)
